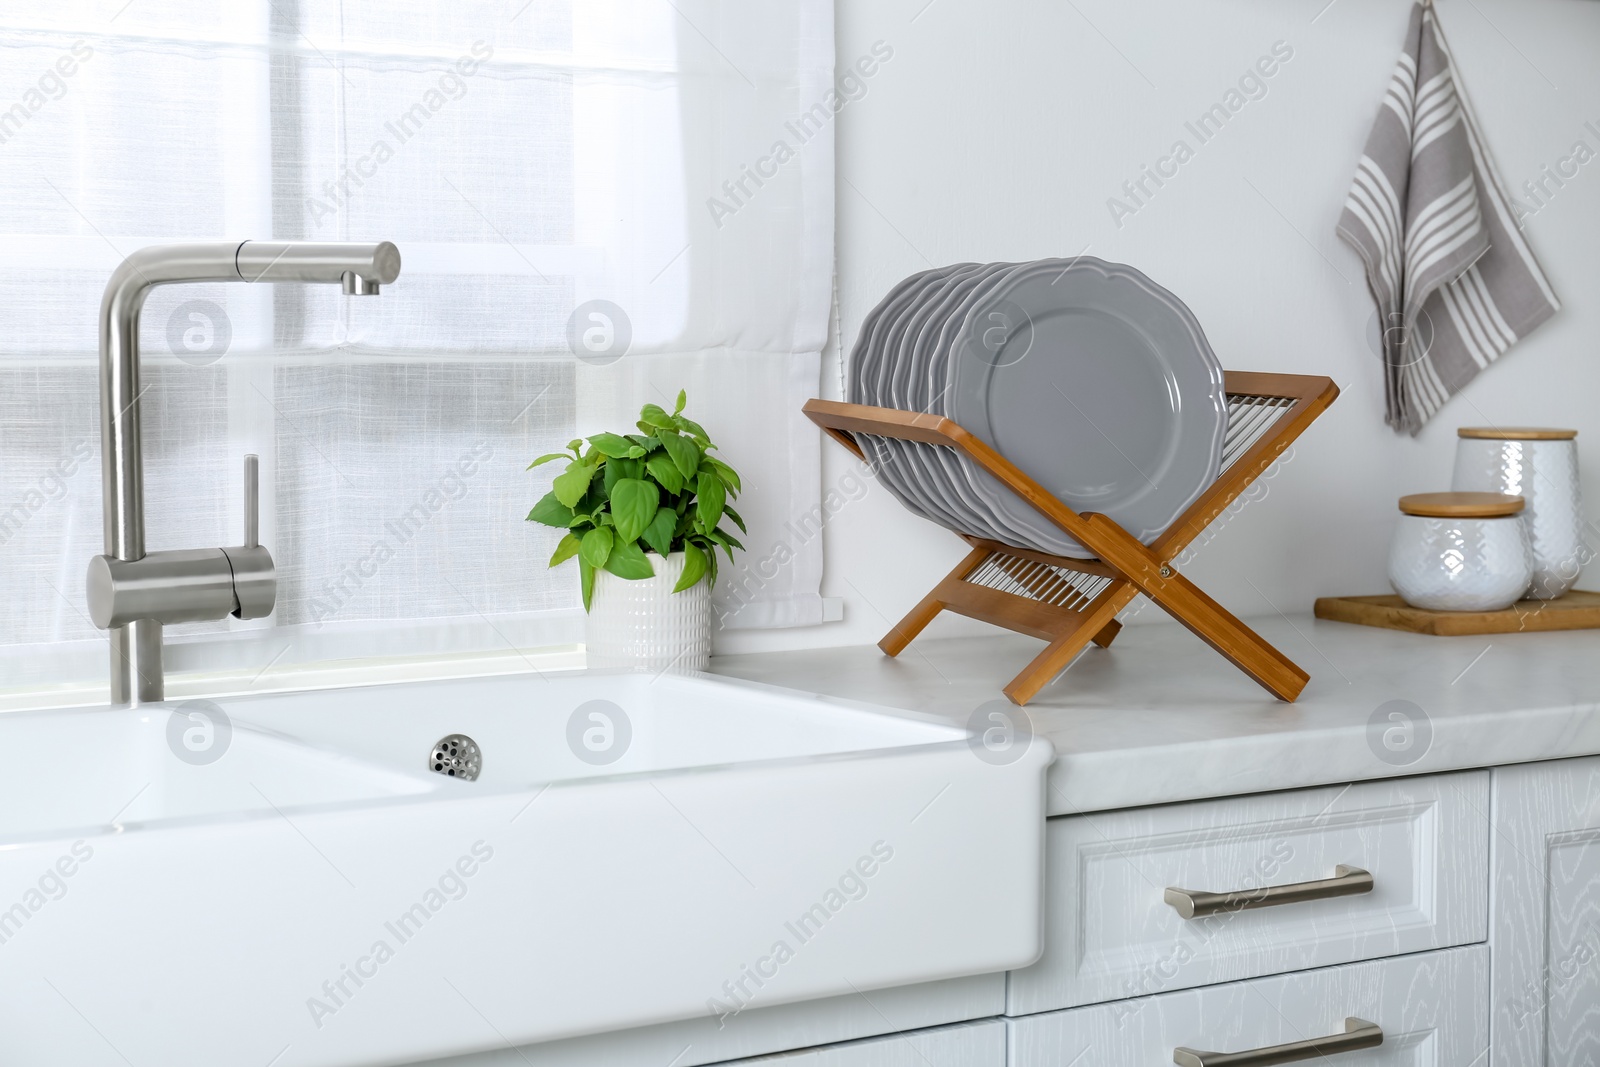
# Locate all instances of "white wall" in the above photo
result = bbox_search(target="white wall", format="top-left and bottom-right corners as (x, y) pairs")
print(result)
(720, 0), (1600, 656)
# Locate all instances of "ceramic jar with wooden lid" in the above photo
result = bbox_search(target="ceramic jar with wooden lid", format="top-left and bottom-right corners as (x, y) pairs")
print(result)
(1452, 427), (1584, 599)
(1388, 492), (1532, 612)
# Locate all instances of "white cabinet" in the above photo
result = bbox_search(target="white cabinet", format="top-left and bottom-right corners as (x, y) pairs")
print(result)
(714, 1019), (1003, 1066)
(1490, 755), (1600, 1066)
(1008, 946), (1487, 1067)
(1009, 772), (1490, 1013)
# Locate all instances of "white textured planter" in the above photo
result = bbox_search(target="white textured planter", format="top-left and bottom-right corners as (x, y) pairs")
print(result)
(585, 551), (711, 672)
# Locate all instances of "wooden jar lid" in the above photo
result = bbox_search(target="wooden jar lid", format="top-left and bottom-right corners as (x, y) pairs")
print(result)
(1458, 426), (1576, 440)
(1399, 492), (1524, 518)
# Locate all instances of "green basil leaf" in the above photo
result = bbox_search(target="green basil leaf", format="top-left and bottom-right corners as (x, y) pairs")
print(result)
(549, 532), (582, 567)
(660, 430), (700, 482)
(552, 460), (596, 508)
(674, 389), (687, 415)
(579, 559), (595, 611)
(673, 542), (708, 592)
(526, 452), (570, 469)
(603, 538), (656, 580)
(638, 403), (676, 430)
(707, 457), (741, 495)
(696, 471), (725, 533)
(641, 506), (677, 557)
(579, 526), (614, 568)
(626, 433), (662, 453)
(609, 478), (660, 544)
(526, 491), (575, 527)
(645, 452), (685, 495)
(706, 526), (741, 561)
(586, 432), (636, 458)
(722, 504), (747, 534)
(603, 456), (644, 494)
(674, 414), (710, 443)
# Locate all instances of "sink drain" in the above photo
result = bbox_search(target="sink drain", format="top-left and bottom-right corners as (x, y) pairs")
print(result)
(428, 734), (481, 781)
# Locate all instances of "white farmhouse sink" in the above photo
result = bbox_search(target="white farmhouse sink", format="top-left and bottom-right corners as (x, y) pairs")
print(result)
(0, 670), (1051, 1067)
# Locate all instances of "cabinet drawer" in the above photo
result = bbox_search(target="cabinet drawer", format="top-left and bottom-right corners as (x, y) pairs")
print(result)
(717, 1019), (1004, 1066)
(1008, 772), (1489, 1013)
(1007, 945), (1486, 1067)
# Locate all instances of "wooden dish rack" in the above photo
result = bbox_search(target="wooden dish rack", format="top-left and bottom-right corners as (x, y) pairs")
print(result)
(804, 372), (1340, 705)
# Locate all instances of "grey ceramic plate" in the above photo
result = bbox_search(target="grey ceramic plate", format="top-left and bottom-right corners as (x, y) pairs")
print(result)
(852, 266), (971, 531)
(892, 266), (976, 410)
(881, 266), (980, 533)
(871, 267), (965, 408)
(906, 262), (1017, 543)
(936, 261), (1099, 556)
(947, 257), (1228, 557)
(924, 263), (1069, 551)
(847, 272), (936, 523)
(891, 263), (1008, 541)
(850, 266), (946, 406)
(849, 269), (930, 520)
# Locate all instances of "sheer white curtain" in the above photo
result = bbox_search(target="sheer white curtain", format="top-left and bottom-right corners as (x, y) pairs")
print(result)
(0, 0), (831, 694)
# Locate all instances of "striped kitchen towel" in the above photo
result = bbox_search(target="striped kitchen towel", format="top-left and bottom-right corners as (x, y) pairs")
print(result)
(1337, 0), (1559, 435)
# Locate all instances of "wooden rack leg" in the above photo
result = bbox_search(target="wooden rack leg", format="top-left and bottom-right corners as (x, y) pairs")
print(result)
(879, 547), (990, 658)
(1071, 515), (1309, 702)
(1003, 584), (1136, 705)
(1139, 569), (1308, 701)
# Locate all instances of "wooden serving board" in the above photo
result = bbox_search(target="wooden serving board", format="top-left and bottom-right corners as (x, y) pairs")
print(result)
(1314, 590), (1600, 636)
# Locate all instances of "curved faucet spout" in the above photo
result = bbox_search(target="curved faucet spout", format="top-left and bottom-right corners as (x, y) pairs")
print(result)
(95, 240), (401, 704)
(235, 240), (401, 291)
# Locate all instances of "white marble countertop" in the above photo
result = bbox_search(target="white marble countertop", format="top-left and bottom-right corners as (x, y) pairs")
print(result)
(709, 613), (1600, 816)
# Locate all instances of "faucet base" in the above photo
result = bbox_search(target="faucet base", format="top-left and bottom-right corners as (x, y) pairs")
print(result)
(110, 619), (163, 705)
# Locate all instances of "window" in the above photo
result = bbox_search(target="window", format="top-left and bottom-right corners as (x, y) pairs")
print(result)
(0, 1), (831, 697)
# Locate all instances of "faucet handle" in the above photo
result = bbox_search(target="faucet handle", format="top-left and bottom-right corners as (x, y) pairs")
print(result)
(243, 453), (259, 549)
(224, 453), (275, 620)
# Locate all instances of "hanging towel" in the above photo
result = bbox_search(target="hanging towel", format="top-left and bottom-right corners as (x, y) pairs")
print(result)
(1337, 0), (1559, 435)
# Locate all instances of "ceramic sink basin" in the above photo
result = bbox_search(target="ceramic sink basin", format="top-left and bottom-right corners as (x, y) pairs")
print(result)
(0, 670), (1052, 1067)
(0, 706), (436, 843)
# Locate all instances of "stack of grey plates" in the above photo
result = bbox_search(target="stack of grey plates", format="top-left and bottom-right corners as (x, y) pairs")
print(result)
(846, 256), (1230, 559)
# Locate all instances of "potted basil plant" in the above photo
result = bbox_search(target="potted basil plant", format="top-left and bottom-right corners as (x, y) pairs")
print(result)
(526, 391), (744, 671)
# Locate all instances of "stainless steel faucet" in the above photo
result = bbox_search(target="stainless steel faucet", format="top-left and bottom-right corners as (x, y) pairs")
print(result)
(86, 241), (402, 705)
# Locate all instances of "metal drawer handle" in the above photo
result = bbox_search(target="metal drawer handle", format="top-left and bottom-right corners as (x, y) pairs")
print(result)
(1163, 865), (1372, 919)
(1173, 1016), (1383, 1066)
